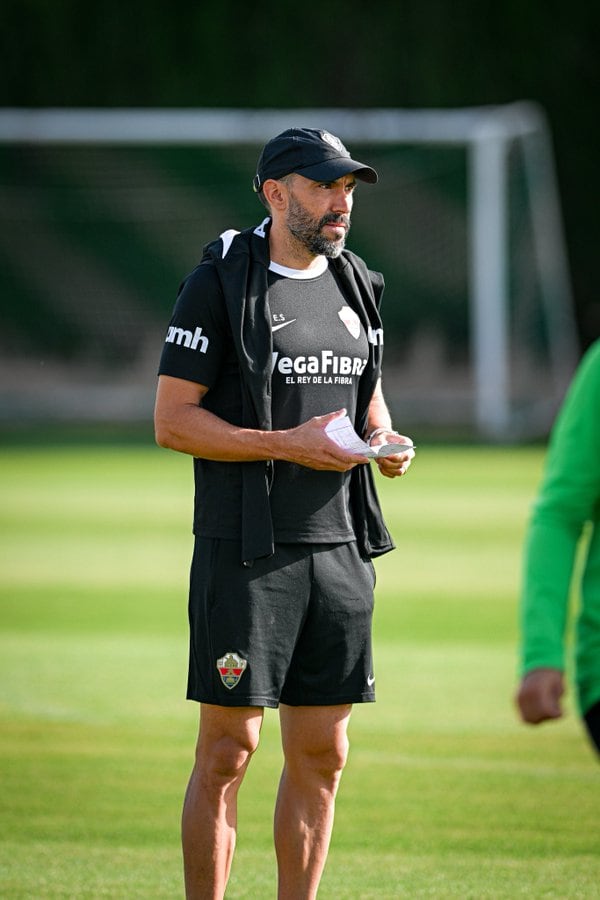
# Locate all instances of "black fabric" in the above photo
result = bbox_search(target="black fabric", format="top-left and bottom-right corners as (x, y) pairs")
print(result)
(253, 127), (378, 191)
(329, 249), (392, 559)
(204, 221), (274, 564)
(196, 217), (394, 564)
(268, 267), (366, 542)
(187, 538), (376, 708)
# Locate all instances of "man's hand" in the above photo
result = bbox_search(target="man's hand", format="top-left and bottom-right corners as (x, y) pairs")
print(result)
(282, 409), (370, 471)
(515, 668), (565, 724)
(371, 430), (416, 479)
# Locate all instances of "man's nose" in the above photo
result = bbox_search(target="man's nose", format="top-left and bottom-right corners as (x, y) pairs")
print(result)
(332, 188), (352, 213)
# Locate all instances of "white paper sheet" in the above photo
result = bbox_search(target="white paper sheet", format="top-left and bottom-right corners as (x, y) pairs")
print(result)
(325, 415), (414, 458)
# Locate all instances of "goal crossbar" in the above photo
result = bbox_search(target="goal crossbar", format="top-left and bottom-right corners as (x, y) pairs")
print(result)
(0, 103), (579, 437)
(0, 102), (547, 146)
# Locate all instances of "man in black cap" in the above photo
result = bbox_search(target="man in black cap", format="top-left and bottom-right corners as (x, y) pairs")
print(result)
(154, 127), (415, 899)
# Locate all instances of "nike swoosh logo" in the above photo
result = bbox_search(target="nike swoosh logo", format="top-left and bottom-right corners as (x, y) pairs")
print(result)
(367, 675), (375, 687)
(272, 319), (297, 332)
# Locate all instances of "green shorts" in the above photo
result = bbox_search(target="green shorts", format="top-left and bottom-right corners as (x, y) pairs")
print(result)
(187, 539), (376, 708)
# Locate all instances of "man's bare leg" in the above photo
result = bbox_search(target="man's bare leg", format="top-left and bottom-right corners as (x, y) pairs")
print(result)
(182, 704), (264, 900)
(275, 704), (352, 900)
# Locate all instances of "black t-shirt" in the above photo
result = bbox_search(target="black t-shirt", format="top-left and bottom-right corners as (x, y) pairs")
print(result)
(158, 257), (369, 542)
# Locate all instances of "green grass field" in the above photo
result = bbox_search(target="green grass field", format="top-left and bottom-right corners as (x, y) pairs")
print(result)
(1, 443), (598, 898)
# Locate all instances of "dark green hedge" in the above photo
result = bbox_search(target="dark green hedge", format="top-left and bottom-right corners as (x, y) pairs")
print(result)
(1, 0), (598, 344)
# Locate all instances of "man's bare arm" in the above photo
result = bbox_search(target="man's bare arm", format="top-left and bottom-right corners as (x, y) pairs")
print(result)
(154, 374), (367, 472)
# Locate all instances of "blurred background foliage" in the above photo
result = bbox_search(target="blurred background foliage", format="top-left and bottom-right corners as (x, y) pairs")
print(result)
(2, 0), (598, 346)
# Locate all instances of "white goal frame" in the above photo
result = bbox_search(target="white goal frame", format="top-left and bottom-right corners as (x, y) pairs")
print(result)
(0, 103), (579, 437)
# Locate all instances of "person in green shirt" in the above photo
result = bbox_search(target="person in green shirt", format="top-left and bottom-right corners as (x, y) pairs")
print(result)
(516, 338), (600, 754)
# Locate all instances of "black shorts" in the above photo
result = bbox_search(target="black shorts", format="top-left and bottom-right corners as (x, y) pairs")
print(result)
(187, 538), (376, 708)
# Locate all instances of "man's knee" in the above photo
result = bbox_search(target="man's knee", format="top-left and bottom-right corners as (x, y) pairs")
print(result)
(314, 734), (350, 779)
(280, 705), (352, 791)
(196, 708), (262, 785)
(286, 733), (349, 789)
(200, 732), (259, 782)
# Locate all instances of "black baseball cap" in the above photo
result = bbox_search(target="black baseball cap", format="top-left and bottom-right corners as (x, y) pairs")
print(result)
(252, 127), (378, 193)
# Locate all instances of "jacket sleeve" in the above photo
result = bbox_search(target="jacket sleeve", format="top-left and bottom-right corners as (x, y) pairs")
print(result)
(520, 340), (600, 674)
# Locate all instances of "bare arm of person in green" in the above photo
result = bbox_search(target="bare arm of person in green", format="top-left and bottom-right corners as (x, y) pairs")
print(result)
(516, 339), (600, 753)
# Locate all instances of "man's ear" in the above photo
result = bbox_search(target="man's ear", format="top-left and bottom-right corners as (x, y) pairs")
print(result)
(262, 178), (288, 211)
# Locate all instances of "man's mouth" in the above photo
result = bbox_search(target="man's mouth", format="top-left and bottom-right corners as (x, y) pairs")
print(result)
(322, 217), (349, 235)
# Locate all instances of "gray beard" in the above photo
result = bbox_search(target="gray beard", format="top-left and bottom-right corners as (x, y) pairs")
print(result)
(286, 195), (350, 259)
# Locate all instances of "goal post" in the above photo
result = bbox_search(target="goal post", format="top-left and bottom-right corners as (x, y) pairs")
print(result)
(0, 104), (579, 438)
(466, 104), (578, 437)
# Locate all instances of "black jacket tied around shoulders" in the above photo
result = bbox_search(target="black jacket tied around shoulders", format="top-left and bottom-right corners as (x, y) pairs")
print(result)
(201, 217), (395, 566)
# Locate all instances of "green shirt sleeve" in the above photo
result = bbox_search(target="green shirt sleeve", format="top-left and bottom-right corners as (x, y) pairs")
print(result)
(520, 340), (600, 675)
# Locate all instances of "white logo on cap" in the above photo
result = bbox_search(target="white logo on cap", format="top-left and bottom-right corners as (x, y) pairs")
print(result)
(321, 131), (345, 153)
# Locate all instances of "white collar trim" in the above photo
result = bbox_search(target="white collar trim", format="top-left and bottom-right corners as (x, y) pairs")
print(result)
(269, 257), (329, 279)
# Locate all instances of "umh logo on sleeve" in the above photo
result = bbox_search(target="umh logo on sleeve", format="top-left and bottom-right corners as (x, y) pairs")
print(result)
(165, 325), (209, 353)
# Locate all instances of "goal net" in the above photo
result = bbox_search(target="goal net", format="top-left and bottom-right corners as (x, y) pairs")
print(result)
(0, 105), (579, 438)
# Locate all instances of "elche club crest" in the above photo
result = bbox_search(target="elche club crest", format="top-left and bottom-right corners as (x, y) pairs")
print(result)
(216, 651), (247, 690)
(338, 306), (361, 340)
